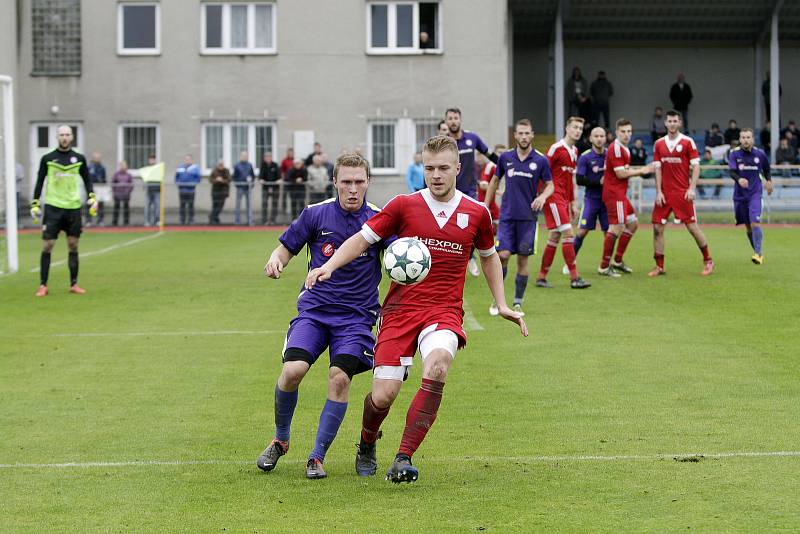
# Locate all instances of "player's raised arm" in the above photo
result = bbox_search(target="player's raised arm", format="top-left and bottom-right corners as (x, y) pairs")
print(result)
(264, 244), (295, 279)
(305, 232), (371, 288)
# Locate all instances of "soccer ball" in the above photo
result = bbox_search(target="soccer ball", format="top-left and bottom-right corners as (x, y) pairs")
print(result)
(383, 237), (432, 285)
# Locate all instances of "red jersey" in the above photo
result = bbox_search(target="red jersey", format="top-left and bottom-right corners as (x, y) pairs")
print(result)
(603, 140), (632, 201)
(478, 162), (500, 220)
(361, 189), (495, 314)
(653, 134), (700, 195)
(280, 157), (294, 178)
(546, 140), (578, 204)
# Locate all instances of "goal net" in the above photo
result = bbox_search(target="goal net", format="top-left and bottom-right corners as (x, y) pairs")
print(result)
(0, 75), (18, 274)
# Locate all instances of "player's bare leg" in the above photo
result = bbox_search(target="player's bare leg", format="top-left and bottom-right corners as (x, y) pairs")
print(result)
(685, 222), (714, 275)
(66, 236), (85, 294)
(599, 224), (623, 277)
(388, 348), (453, 483)
(512, 254), (529, 315)
(610, 220), (637, 274)
(36, 239), (56, 297)
(257, 361), (310, 472)
(357, 376), (402, 476)
(536, 230), (560, 288)
(649, 223), (667, 276)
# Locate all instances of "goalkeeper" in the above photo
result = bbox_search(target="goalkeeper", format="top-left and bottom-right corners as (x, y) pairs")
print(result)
(30, 125), (96, 297)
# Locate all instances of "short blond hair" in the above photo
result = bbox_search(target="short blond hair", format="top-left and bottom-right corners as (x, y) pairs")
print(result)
(567, 116), (585, 127)
(422, 135), (459, 161)
(334, 152), (370, 179)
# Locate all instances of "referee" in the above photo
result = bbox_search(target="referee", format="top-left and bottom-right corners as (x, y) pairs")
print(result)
(30, 125), (97, 297)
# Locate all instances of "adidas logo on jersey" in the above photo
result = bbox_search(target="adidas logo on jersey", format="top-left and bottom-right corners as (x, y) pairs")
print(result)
(436, 210), (447, 218)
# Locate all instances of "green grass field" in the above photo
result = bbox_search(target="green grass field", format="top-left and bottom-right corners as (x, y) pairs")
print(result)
(2, 225), (799, 532)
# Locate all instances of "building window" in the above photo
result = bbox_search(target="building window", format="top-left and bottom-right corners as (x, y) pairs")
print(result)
(414, 120), (439, 150)
(368, 122), (396, 172)
(367, 2), (440, 54)
(119, 124), (159, 169)
(31, 0), (82, 75)
(118, 3), (160, 55)
(202, 3), (276, 54)
(202, 122), (276, 172)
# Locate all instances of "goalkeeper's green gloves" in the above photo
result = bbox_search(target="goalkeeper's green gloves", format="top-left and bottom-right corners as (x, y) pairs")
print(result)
(87, 192), (98, 217)
(30, 200), (41, 223)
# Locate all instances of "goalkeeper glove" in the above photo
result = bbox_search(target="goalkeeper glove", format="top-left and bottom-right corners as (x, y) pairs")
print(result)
(30, 200), (41, 223)
(87, 192), (98, 217)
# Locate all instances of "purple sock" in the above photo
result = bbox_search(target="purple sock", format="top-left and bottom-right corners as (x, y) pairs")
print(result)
(502, 266), (508, 280)
(513, 274), (528, 304)
(573, 234), (585, 255)
(274, 386), (298, 442)
(309, 399), (348, 462)
(752, 227), (763, 255)
(746, 231), (754, 250)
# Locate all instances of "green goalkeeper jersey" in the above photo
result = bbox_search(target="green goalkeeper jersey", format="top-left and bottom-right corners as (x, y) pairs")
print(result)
(33, 148), (92, 209)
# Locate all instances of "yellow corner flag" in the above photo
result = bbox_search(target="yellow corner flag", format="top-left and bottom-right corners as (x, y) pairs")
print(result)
(139, 162), (165, 184)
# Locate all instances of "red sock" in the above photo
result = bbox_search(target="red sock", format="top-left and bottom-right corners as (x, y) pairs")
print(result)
(538, 242), (557, 279)
(398, 378), (444, 458)
(361, 393), (390, 444)
(562, 238), (578, 279)
(700, 245), (711, 262)
(654, 253), (665, 269)
(600, 232), (617, 269)
(614, 231), (633, 263)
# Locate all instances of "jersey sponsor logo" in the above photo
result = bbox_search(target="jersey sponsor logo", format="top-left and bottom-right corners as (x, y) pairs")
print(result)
(416, 236), (465, 255)
(592, 165), (604, 173)
(456, 213), (469, 229)
(322, 242), (335, 257)
(509, 170), (534, 178)
(661, 156), (683, 164)
(738, 164), (759, 171)
(508, 168), (515, 177)
(458, 148), (473, 155)
(529, 162), (537, 170)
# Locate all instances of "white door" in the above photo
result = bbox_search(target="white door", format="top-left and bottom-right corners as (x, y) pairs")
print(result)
(29, 123), (83, 191)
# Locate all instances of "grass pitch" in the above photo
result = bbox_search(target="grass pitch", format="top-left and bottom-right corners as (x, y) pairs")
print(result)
(1, 224), (799, 532)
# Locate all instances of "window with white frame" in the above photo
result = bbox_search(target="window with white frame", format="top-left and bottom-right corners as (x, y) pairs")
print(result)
(202, 3), (276, 54)
(118, 3), (160, 55)
(368, 122), (397, 172)
(119, 124), (159, 169)
(414, 120), (440, 150)
(367, 2), (440, 54)
(202, 122), (276, 171)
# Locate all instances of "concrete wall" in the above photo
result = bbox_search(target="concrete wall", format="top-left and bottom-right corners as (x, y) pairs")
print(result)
(13, 0), (510, 206)
(514, 44), (800, 135)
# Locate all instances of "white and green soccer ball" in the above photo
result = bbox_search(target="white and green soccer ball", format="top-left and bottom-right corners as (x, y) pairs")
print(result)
(383, 237), (432, 285)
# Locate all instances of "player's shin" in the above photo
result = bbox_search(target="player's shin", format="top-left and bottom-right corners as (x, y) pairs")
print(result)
(752, 226), (763, 255)
(68, 252), (79, 285)
(614, 230), (634, 263)
(538, 241), (557, 279)
(600, 232), (617, 269)
(747, 230), (754, 250)
(398, 378), (445, 458)
(40, 251), (51, 286)
(361, 392), (390, 444)
(562, 238), (578, 279)
(274, 385), (299, 442)
(513, 274), (528, 306)
(573, 234), (584, 255)
(309, 399), (348, 462)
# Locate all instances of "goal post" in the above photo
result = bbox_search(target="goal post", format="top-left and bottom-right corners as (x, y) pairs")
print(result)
(0, 74), (18, 274)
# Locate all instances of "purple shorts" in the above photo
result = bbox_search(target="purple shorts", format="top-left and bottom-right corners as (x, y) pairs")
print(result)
(497, 219), (537, 256)
(734, 195), (762, 225)
(579, 196), (609, 231)
(284, 315), (375, 368)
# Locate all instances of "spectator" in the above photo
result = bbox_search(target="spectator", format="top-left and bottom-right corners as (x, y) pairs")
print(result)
(321, 153), (335, 197)
(287, 159), (308, 219)
(280, 148), (295, 180)
(87, 152), (107, 225)
(650, 106), (666, 142)
(705, 123), (724, 148)
(306, 154), (329, 203)
(175, 154), (201, 225)
(590, 70), (614, 127)
(232, 150), (255, 225)
(577, 94), (594, 127)
(761, 70), (782, 120)
(209, 159), (231, 225)
(141, 154), (161, 227)
(698, 148), (722, 199)
(438, 120), (448, 135)
(304, 142), (322, 167)
(606, 130), (615, 145)
(760, 121), (771, 152)
(406, 152), (424, 192)
(111, 160), (133, 226)
(782, 121), (799, 149)
(566, 66), (588, 118)
(724, 119), (741, 145)
(419, 29), (434, 49)
(775, 137), (797, 177)
(631, 138), (649, 177)
(669, 73), (693, 131)
(258, 151), (280, 225)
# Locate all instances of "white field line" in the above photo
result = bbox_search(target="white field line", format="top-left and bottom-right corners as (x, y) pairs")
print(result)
(3, 451), (799, 469)
(29, 232), (164, 273)
(7, 330), (285, 338)
(462, 299), (484, 332)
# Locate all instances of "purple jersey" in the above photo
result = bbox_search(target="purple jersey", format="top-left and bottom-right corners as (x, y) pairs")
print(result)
(728, 147), (770, 200)
(576, 148), (606, 200)
(455, 131), (489, 196)
(495, 148), (552, 221)
(279, 198), (384, 324)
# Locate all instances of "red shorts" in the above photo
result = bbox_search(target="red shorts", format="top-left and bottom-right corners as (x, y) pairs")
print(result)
(651, 193), (696, 224)
(603, 196), (637, 225)
(544, 201), (571, 231)
(374, 307), (467, 367)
